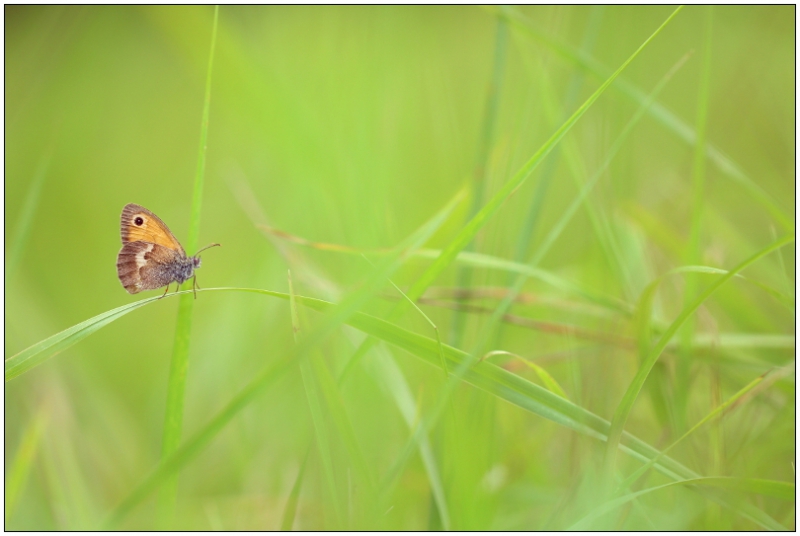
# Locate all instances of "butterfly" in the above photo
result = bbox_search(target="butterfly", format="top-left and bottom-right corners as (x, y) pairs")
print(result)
(116, 203), (219, 299)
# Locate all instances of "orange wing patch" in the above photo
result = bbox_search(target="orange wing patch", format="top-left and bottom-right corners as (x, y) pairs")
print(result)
(120, 203), (185, 254)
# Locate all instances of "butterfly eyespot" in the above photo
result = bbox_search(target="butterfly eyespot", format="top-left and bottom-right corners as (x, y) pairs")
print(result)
(134, 217), (144, 226)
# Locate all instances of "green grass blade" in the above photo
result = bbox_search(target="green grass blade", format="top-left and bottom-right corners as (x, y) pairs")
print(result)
(6, 152), (51, 286)
(482, 351), (568, 399)
(105, 338), (296, 528)
(604, 235), (795, 477)
(676, 6), (714, 431)
(5, 408), (48, 523)
(450, 15), (508, 348)
(280, 449), (310, 531)
(289, 271), (344, 527)
(157, 7), (220, 526)
(311, 355), (377, 504)
(363, 346), (451, 530)
(511, 6), (604, 269)
(5, 296), (165, 381)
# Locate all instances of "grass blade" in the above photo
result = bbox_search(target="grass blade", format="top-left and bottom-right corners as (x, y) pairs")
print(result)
(675, 5), (714, 431)
(158, 6), (220, 526)
(450, 14), (508, 348)
(5, 408), (48, 523)
(289, 271), (344, 527)
(5, 297), (165, 381)
(279, 449), (310, 531)
(6, 152), (51, 286)
(603, 235), (795, 478)
(482, 351), (569, 399)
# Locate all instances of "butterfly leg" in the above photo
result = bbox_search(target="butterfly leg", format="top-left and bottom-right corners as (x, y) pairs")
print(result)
(159, 283), (170, 299)
(192, 275), (198, 299)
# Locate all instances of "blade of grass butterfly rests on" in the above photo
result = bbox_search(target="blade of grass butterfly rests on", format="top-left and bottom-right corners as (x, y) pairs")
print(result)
(5, 407), (48, 523)
(340, 6), (682, 382)
(603, 235), (795, 484)
(5, 296), (168, 382)
(490, 5), (793, 233)
(568, 477), (793, 530)
(8, 265), (783, 386)
(616, 363), (795, 497)
(289, 270), (345, 527)
(97, 287), (784, 530)
(471, 50), (692, 362)
(158, 6), (219, 526)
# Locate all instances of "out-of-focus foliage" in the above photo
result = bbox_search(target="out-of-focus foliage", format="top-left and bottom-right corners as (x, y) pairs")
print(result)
(5, 6), (794, 530)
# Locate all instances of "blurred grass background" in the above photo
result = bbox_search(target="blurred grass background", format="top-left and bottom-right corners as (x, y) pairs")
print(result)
(5, 5), (794, 530)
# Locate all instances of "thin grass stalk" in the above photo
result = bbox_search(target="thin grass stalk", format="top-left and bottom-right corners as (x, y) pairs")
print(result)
(449, 15), (508, 348)
(279, 448), (310, 530)
(676, 5), (714, 433)
(6, 152), (51, 286)
(5, 407), (48, 524)
(511, 7), (604, 269)
(289, 271), (345, 528)
(157, 6), (219, 527)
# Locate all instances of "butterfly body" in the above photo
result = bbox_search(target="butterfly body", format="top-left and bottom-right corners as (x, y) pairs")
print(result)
(116, 203), (217, 297)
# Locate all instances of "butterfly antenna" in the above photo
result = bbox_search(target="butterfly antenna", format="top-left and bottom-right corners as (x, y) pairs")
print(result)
(194, 243), (221, 256)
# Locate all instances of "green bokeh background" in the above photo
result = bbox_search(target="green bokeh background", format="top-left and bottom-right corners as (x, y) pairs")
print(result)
(5, 5), (795, 530)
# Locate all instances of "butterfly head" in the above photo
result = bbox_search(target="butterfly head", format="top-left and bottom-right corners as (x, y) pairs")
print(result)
(192, 243), (221, 268)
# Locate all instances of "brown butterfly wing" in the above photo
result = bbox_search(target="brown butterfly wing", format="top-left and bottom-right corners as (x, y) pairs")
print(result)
(117, 241), (187, 293)
(120, 203), (185, 255)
